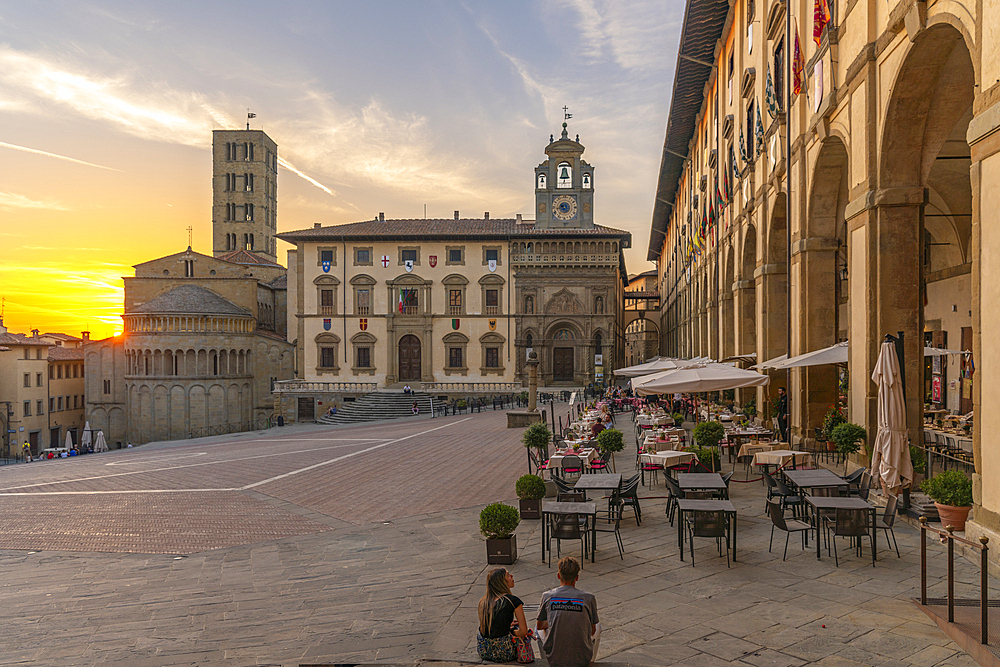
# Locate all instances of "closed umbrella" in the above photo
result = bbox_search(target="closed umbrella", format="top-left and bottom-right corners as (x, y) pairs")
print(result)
(93, 431), (108, 453)
(633, 363), (771, 396)
(64, 431), (74, 450)
(81, 421), (92, 450)
(870, 340), (913, 495)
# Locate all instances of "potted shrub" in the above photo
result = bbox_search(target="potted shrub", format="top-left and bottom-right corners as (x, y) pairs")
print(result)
(963, 423), (972, 436)
(457, 399), (468, 413)
(672, 412), (685, 426)
(480, 502), (520, 564)
(596, 428), (625, 472)
(822, 406), (847, 451)
(522, 421), (551, 474)
(829, 422), (867, 473)
(693, 421), (725, 448)
(515, 474), (546, 519)
(935, 418), (944, 430)
(690, 445), (721, 472)
(920, 470), (973, 531)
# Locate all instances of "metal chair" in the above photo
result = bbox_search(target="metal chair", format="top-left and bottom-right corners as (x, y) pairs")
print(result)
(684, 510), (731, 567)
(764, 472), (803, 517)
(589, 450), (611, 472)
(744, 445), (765, 480)
(767, 499), (810, 560)
(664, 475), (684, 525)
(593, 498), (625, 560)
(823, 507), (875, 567)
(640, 455), (662, 488)
(547, 512), (588, 566)
(856, 471), (872, 501)
(551, 476), (575, 495)
(560, 455), (584, 481)
(720, 471), (734, 499)
(528, 450), (549, 477)
(619, 474), (642, 526)
(878, 495), (901, 558)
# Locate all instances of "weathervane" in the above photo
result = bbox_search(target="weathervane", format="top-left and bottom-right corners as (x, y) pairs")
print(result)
(563, 106), (572, 120)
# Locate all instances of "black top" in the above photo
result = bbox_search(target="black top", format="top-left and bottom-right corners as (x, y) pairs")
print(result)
(485, 594), (523, 638)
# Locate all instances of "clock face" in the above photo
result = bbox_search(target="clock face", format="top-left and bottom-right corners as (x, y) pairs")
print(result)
(552, 195), (577, 220)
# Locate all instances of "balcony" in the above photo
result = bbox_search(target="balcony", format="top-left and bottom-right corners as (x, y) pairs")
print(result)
(485, 306), (499, 316)
(449, 306), (462, 316)
(401, 306), (419, 315)
(320, 306), (336, 316)
(357, 306), (370, 316)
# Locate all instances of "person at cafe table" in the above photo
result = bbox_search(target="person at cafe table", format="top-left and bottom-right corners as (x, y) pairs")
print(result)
(590, 418), (605, 439)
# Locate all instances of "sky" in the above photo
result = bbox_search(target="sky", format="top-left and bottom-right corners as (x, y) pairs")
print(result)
(0, 0), (683, 339)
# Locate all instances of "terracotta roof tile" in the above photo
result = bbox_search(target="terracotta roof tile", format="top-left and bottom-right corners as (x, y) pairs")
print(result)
(131, 285), (250, 316)
(216, 249), (283, 267)
(278, 218), (630, 242)
(0, 332), (52, 347)
(48, 346), (84, 360)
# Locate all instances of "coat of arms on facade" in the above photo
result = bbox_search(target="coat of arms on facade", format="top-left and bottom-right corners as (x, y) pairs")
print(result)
(381, 255), (390, 267)
(452, 319), (460, 330)
(322, 259), (331, 273)
(359, 318), (368, 331)
(404, 259), (414, 272)
(489, 319), (496, 331)
(488, 259), (497, 273)
(323, 318), (332, 331)
(429, 255), (437, 267)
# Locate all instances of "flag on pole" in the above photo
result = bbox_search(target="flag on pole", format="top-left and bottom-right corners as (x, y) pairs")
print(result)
(793, 25), (806, 95)
(730, 145), (740, 184)
(739, 124), (748, 163)
(765, 64), (780, 118)
(723, 162), (731, 205)
(813, 0), (831, 46)
(755, 102), (766, 157)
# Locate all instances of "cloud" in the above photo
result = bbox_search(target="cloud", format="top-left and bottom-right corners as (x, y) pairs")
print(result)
(0, 140), (122, 171)
(0, 192), (70, 211)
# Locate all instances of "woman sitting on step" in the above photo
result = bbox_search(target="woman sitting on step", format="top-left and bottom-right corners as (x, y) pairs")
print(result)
(476, 567), (530, 662)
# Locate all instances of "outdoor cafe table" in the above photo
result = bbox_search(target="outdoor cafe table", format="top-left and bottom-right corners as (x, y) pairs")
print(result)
(541, 500), (598, 563)
(677, 472), (727, 494)
(549, 448), (598, 472)
(573, 473), (622, 494)
(751, 450), (813, 470)
(640, 451), (698, 485)
(783, 468), (848, 493)
(676, 498), (738, 562)
(737, 441), (781, 459)
(804, 496), (876, 561)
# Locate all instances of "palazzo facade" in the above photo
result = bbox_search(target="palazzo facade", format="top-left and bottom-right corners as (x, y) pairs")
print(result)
(278, 127), (630, 398)
(650, 0), (1000, 562)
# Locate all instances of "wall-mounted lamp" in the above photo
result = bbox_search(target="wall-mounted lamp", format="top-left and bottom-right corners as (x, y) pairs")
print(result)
(839, 263), (848, 281)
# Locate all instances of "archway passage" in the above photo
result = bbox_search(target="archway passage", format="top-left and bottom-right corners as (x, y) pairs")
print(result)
(871, 23), (974, 447)
(398, 335), (422, 381)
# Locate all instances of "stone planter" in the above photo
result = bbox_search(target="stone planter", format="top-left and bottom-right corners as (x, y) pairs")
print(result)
(486, 535), (517, 564)
(934, 503), (972, 532)
(519, 498), (541, 520)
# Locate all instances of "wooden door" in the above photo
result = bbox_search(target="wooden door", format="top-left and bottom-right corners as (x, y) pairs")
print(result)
(553, 347), (574, 382)
(398, 334), (422, 381)
(297, 397), (315, 421)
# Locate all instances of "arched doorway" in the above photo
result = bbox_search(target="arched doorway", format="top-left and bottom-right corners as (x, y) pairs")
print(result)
(551, 327), (575, 382)
(398, 334), (422, 381)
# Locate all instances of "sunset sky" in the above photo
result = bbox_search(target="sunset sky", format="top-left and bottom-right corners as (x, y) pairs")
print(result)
(0, 1), (681, 340)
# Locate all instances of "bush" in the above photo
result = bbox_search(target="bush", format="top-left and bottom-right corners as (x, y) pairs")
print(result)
(479, 502), (520, 539)
(693, 421), (725, 449)
(830, 422), (866, 456)
(672, 412), (686, 425)
(596, 428), (625, 454)
(515, 474), (546, 500)
(744, 396), (757, 417)
(522, 422), (551, 452)
(689, 445), (721, 472)
(822, 406), (846, 440)
(909, 444), (926, 476)
(920, 470), (973, 507)
(457, 399), (467, 409)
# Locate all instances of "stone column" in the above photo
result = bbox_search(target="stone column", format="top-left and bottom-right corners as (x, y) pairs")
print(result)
(527, 351), (539, 412)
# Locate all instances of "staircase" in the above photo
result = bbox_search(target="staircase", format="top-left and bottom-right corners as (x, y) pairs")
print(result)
(317, 391), (434, 425)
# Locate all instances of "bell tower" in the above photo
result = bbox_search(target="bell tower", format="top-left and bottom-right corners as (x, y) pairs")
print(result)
(534, 120), (595, 230)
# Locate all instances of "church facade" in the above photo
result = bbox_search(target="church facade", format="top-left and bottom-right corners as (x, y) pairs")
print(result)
(277, 125), (630, 416)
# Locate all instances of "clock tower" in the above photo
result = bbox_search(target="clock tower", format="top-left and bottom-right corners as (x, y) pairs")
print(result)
(534, 122), (595, 230)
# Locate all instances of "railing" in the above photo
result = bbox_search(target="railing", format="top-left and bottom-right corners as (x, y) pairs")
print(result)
(357, 306), (370, 316)
(401, 306), (419, 315)
(189, 418), (272, 439)
(449, 306), (462, 316)
(421, 381), (523, 393)
(485, 306), (499, 315)
(320, 306), (336, 315)
(918, 517), (994, 646)
(272, 380), (378, 393)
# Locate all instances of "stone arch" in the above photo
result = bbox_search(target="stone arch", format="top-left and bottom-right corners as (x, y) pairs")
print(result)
(740, 225), (758, 355)
(349, 273), (376, 286)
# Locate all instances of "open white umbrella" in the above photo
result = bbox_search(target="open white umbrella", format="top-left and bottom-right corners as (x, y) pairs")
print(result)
(81, 421), (92, 450)
(774, 342), (849, 369)
(632, 363), (771, 396)
(93, 431), (108, 453)
(870, 340), (913, 495)
(923, 346), (968, 357)
(753, 354), (787, 370)
(614, 357), (692, 377)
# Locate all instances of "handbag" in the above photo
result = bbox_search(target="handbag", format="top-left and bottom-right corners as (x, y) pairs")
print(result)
(513, 634), (535, 663)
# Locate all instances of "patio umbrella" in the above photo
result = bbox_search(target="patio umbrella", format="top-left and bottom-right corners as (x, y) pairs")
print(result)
(93, 431), (108, 453)
(773, 342), (849, 369)
(632, 363), (771, 396)
(614, 357), (692, 377)
(753, 354), (787, 370)
(64, 431), (74, 449)
(870, 340), (913, 495)
(81, 421), (92, 450)
(923, 346), (968, 357)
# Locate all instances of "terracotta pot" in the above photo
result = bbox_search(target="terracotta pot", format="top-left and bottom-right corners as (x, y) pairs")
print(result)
(934, 502), (972, 532)
(827, 441), (837, 452)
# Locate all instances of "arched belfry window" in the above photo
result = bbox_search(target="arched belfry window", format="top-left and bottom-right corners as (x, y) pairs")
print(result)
(582, 173), (592, 189)
(537, 173), (546, 189)
(557, 162), (572, 188)
(594, 332), (603, 357)
(526, 333), (533, 349)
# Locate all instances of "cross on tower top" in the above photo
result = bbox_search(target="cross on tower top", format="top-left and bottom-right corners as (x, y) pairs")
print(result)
(187, 226), (193, 248)
(563, 106), (572, 120)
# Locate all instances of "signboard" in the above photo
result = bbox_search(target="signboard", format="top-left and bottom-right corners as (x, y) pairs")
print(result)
(931, 375), (943, 403)
(594, 354), (603, 365)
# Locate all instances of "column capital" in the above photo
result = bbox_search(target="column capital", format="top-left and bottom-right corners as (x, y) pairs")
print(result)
(791, 237), (839, 256)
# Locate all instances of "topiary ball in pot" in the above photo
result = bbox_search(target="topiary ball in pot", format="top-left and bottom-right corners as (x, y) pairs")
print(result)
(693, 421), (725, 449)
(515, 474), (546, 519)
(920, 470), (973, 531)
(480, 502), (520, 564)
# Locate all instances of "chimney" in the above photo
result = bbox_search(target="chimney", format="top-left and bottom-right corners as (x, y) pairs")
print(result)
(82, 331), (90, 343)
(454, 210), (460, 220)
(484, 212), (489, 220)
(516, 214), (523, 224)
(313, 222), (321, 228)
(379, 212), (385, 221)
(31, 328), (39, 339)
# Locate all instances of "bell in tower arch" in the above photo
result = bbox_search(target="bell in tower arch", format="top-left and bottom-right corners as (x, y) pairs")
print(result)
(559, 166), (570, 181)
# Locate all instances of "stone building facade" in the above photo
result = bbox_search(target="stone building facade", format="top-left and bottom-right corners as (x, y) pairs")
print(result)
(212, 129), (279, 262)
(0, 324), (56, 456)
(85, 250), (293, 445)
(649, 0), (1000, 562)
(624, 270), (660, 367)
(276, 127), (630, 419)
